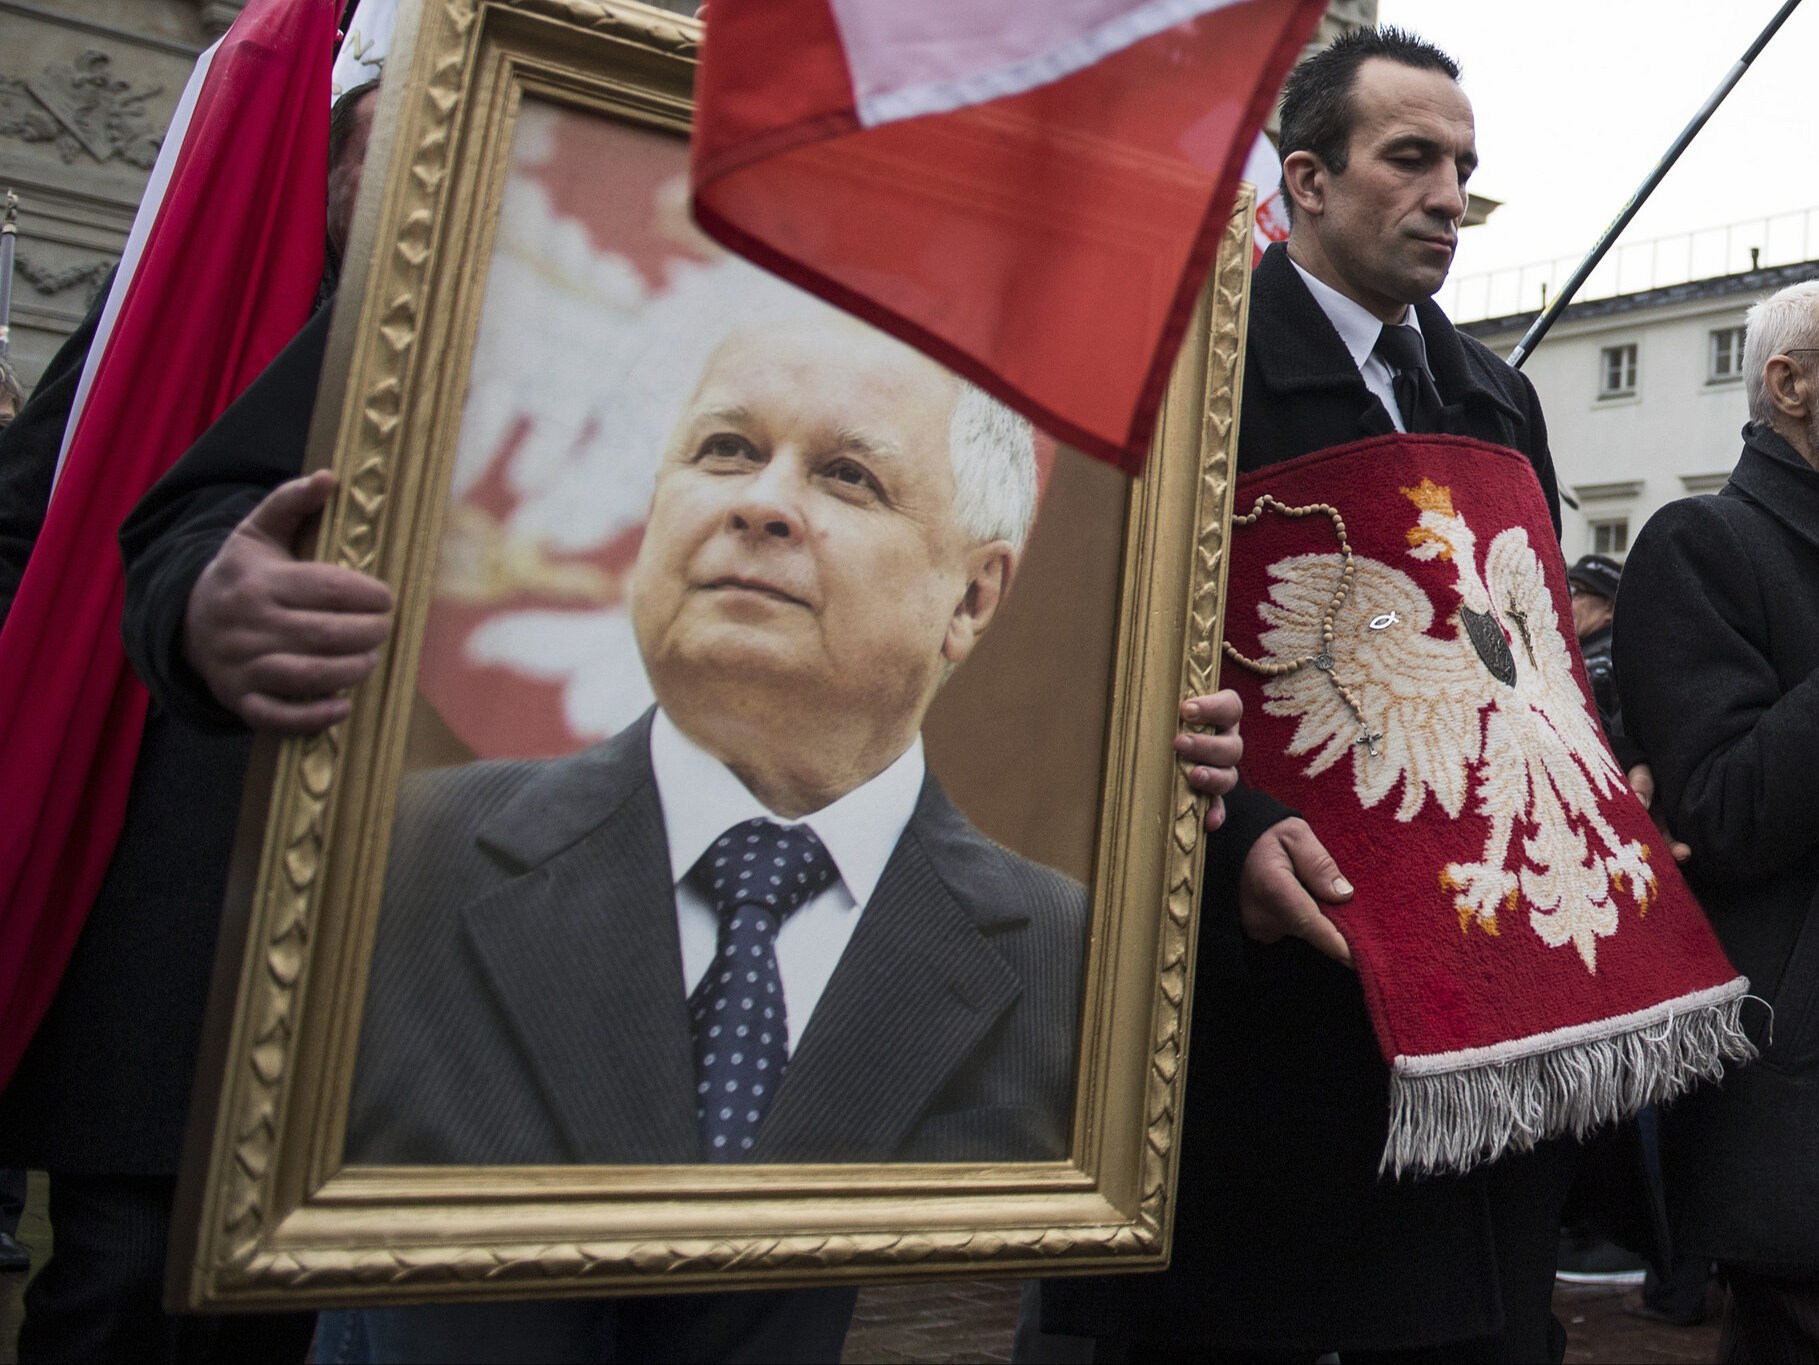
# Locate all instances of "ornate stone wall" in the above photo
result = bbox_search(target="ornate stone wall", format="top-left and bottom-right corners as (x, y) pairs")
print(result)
(1, 1), (241, 388)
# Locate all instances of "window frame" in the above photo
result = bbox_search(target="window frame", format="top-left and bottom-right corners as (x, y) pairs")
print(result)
(1598, 342), (1638, 400)
(1708, 326), (1746, 384)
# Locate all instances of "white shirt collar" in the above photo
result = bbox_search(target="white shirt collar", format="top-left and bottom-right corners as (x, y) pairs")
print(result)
(649, 708), (926, 910)
(1289, 256), (1424, 372)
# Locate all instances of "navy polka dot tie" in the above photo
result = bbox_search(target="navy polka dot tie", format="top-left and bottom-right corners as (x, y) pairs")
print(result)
(687, 819), (837, 1161)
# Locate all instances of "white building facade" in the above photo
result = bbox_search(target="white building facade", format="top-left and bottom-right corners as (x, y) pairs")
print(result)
(1463, 261), (1819, 560)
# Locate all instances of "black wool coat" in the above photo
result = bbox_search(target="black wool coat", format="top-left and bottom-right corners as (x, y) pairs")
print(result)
(1614, 422), (1819, 1274)
(1044, 244), (1569, 1353)
(0, 301), (331, 1173)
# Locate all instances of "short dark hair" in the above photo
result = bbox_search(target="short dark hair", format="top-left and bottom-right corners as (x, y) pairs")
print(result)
(1277, 27), (1461, 221)
(329, 78), (381, 172)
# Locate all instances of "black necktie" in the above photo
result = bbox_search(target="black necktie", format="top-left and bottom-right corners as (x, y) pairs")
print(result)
(1373, 323), (1446, 434)
(686, 818), (837, 1161)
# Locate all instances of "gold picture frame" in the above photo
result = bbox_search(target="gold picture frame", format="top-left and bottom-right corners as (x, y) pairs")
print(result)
(171, 0), (1252, 1309)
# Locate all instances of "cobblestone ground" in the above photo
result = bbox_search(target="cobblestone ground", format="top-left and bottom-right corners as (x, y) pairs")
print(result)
(0, 1193), (1725, 1365)
(840, 1278), (1726, 1364)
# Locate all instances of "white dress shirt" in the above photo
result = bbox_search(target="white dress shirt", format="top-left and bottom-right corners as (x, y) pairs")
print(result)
(1289, 256), (1429, 433)
(649, 710), (925, 1056)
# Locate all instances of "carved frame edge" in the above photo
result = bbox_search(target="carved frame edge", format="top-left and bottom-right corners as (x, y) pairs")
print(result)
(187, 0), (1253, 1300)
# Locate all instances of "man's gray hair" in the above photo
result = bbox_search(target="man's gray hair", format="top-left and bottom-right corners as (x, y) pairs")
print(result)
(1744, 280), (1819, 424)
(947, 383), (1038, 554)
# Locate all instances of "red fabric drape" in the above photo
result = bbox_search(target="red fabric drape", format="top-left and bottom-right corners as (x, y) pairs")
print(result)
(693, 0), (1329, 471)
(0, 0), (335, 1087)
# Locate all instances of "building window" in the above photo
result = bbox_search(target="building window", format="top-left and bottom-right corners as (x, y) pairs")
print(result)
(1599, 344), (1638, 398)
(1590, 518), (1630, 557)
(1709, 326), (1746, 383)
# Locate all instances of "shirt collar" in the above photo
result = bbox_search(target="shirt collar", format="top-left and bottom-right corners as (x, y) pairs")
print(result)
(1289, 256), (1421, 372)
(649, 708), (926, 909)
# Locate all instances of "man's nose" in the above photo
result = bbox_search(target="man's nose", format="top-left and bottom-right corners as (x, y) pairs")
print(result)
(725, 458), (805, 540)
(1426, 170), (1467, 223)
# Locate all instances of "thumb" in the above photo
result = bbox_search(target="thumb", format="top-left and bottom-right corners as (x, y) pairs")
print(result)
(240, 471), (337, 552)
(1626, 763), (1655, 811)
(1282, 823), (1352, 904)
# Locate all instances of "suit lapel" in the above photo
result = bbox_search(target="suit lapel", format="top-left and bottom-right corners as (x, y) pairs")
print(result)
(457, 713), (700, 1163)
(1248, 244), (1526, 442)
(752, 779), (1024, 1163)
(1416, 293), (1526, 436)
(1248, 244), (1396, 440)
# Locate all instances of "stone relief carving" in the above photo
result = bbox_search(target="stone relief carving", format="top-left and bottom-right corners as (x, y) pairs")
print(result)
(0, 50), (164, 168)
(14, 254), (115, 303)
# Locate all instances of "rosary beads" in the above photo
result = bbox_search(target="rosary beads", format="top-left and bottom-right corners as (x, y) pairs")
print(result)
(1223, 495), (1383, 757)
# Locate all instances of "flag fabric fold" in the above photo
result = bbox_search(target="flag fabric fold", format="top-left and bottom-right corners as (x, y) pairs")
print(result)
(691, 0), (1328, 471)
(0, 0), (335, 1089)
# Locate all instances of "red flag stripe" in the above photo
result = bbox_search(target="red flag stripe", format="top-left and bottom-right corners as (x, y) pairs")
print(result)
(693, 0), (1328, 471)
(0, 0), (335, 1088)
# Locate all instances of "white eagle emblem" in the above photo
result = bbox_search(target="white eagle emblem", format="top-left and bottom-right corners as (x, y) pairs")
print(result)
(1244, 479), (1654, 972)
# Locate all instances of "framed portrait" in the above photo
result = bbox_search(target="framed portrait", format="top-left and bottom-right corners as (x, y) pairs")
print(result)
(171, 0), (1254, 1309)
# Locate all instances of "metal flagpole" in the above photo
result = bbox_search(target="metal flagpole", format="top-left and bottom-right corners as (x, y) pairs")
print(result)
(1508, 0), (1804, 369)
(0, 189), (16, 359)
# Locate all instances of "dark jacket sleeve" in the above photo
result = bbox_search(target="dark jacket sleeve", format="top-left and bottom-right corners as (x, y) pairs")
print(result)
(118, 302), (334, 731)
(0, 273), (112, 626)
(1513, 367), (1562, 539)
(1455, 329), (1561, 537)
(1615, 497), (1819, 883)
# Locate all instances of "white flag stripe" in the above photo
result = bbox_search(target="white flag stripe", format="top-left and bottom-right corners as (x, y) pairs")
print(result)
(332, 0), (398, 98)
(51, 39), (220, 489)
(831, 0), (1253, 129)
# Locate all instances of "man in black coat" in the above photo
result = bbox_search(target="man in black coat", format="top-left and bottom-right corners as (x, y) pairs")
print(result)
(1614, 278), (1819, 1361)
(1038, 29), (1579, 1363)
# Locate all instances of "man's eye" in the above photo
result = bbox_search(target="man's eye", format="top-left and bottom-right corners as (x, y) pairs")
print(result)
(823, 458), (882, 497)
(696, 433), (759, 463)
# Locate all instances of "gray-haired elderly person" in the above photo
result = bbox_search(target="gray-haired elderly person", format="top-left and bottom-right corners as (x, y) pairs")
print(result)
(312, 309), (1092, 1364)
(1614, 277), (1819, 1362)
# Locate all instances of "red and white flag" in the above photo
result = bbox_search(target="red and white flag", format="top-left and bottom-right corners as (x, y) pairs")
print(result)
(0, 0), (335, 1087)
(1242, 131), (1291, 264)
(691, 0), (1328, 472)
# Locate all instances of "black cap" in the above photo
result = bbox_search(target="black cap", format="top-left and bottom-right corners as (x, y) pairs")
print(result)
(1567, 553), (1622, 600)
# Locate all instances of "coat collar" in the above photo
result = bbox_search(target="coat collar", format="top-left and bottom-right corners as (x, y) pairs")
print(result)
(1247, 243), (1524, 434)
(458, 711), (700, 1162)
(1728, 421), (1819, 559)
(750, 775), (1025, 1162)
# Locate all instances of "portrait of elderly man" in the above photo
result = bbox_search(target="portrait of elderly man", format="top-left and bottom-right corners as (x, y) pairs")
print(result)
(345, 306), (1089, 1171)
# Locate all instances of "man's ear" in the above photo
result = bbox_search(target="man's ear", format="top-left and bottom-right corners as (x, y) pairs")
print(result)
(1765, 354), (1813, 420)
(942, 542), (1017, 667)
(1281, 149), (1328, 222)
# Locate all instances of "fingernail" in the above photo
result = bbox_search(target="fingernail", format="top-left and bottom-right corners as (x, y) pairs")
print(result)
(1174, 733), (1193, 752)
(1183, 699), (1202, 720)
(1333, 877), (1353, 897)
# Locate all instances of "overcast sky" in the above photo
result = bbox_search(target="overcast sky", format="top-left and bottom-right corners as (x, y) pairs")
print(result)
(1374, 0), (1819, 316)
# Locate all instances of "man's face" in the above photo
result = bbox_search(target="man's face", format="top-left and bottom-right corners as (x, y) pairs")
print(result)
(326, 89), (378, 261)
(1571, 587), (1613, 641)
(1298, 58), (1477, 318)
(630, 317), (1001, 741)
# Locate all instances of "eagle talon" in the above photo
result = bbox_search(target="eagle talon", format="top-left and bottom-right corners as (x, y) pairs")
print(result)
(1442, 862), (1514, 935)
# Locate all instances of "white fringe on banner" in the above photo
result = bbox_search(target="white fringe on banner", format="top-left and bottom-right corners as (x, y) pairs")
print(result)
(1383, 978), (1758, 1178)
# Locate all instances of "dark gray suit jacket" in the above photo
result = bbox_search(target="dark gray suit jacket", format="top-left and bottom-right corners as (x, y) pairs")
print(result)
(348, 710), (1087, 1167)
